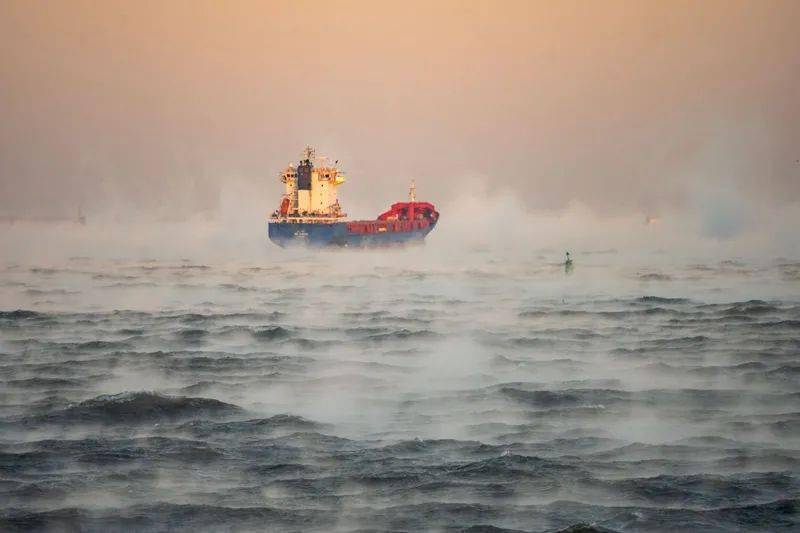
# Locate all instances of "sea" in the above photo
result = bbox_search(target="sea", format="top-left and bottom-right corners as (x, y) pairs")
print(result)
(1, 248), (799, 532)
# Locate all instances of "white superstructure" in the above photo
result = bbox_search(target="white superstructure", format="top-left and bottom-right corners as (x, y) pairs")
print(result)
(274, 147), (347, 222)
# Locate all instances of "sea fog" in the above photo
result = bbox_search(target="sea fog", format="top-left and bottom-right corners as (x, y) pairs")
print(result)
(1, 198), (799, 532)
(3, 0), (800, 529)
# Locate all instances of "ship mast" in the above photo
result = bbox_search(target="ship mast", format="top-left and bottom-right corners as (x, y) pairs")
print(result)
(409, 180), (416, 202)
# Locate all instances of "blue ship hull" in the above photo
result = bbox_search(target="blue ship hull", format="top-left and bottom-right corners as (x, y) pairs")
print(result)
(268, 221), (436, 248)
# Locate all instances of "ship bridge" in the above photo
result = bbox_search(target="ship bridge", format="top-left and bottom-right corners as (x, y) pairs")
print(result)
(273, 147), (347, 222)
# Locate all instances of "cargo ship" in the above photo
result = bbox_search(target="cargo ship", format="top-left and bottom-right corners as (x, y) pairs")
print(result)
(268, 147), (439, 247)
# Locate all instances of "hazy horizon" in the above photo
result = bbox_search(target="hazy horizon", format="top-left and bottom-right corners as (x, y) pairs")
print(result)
(2, 0), (799, 256)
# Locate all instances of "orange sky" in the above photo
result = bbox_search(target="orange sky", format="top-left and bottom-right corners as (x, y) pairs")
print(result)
(1, 0), (798, 219)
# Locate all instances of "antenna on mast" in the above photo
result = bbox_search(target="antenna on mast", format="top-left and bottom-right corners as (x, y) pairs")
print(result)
(409, 180), (417, 202)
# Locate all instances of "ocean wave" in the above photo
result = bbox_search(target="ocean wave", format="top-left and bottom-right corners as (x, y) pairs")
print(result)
(176, 328), (209, 340)
(174, 415), (323, 439)
(364, 329), (440, 342)
(636, 296), (691, 304)
(636, 272), (673, 281)
(720, 300), (780, 315)
(0, 310), (43, 320)
(5, 377), (86, 390)
(607, 498), (798, 532)
(447, 454), (584, 481)
(549, 525), (620, 533)
(500, 388), (628, 409)
(754, 319), (800, 329)
(519, 307), (684, 320)
(218, 283), (259, 292)
(592, 472), (799, 508)
(24, 392), (243, 426)
(0, 503), (333, 533)
(251, 326), (292, 341)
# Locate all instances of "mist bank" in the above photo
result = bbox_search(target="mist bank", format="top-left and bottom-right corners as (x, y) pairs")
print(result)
(2, 244), (799, 530)
(1, 175), (798, 265)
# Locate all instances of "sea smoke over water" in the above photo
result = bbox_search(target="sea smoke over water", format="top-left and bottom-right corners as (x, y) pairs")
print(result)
(1, 216), (799, 531)
(1, 1), (800, 529)
(2, 173), (799, 265)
